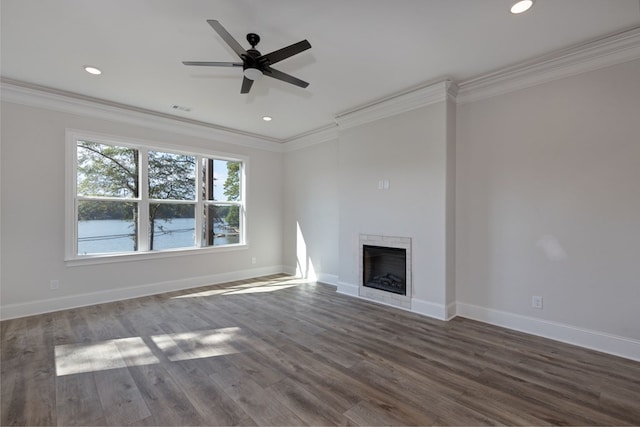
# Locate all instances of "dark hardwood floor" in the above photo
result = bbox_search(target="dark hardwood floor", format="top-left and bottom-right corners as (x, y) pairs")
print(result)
(2, 275), (640, 426)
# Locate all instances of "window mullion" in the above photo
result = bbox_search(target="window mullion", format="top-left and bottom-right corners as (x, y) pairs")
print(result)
(69, 139), (79, 258)
(240, 162), (246, 245)
(195, 156), (204, 247)
(138, 148), (150, 252)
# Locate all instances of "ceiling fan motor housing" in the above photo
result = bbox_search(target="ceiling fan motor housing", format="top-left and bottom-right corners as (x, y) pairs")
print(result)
(246, 33), (260, 48)
(182, 20), (311, 93)
(243, 47), (264, 80)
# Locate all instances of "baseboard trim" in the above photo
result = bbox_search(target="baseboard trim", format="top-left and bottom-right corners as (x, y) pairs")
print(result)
(336, 281), (359, 296)
(317, 273), (339, 287)
(12, 273), (637, 361)
(336, 283), (450, 321)
(456, 302), (640, 362)
(331, 286), (640, 361)
(0, 265), (286, 320)
(282, 265), (297, 277)
(445, 301), (457, 320)
(410, 297), (448, 320)
(279, 267), (338, 287)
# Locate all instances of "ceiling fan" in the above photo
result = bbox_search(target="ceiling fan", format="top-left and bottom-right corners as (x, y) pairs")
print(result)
(183, 20), (311, 94)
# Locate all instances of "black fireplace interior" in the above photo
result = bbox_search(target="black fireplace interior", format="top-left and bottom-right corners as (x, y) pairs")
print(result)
(363, 245), (407, 295)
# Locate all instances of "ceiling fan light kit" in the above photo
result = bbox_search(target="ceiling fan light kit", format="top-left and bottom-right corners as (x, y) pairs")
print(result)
(183, 20), (311, 94)
(243, 67), (263, 81)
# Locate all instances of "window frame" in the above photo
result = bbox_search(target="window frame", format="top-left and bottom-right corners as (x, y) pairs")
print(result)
(65, 129), (248, 266)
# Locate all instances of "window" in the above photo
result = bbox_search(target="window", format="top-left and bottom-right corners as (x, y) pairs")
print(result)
(69, 133), (245, 260)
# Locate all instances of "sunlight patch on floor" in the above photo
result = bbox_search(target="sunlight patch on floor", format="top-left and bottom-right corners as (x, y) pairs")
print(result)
(55, 337), (159, 376)
(222, 283), (298, 295)
(150, 327), (243, 362)
(171, 276), (313, 299)
(55, 327), (246, 376)
(171, 288), (232, 299)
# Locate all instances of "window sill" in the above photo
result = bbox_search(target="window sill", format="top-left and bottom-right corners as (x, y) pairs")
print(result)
(65, 244), (248, 267)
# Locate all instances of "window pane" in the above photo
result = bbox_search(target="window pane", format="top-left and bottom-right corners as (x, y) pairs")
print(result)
(203, 204), (240, 246)
(148, 151), (196, 200)
(149, 203), (195, 251)
(77, 141), (138, 198)
(77, 201), (137, 255)
(202, 159), (241, 202)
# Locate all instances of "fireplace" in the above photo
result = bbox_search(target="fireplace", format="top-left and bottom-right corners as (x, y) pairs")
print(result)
(359, 235), (412, 309)
(363, 245), (406, 295)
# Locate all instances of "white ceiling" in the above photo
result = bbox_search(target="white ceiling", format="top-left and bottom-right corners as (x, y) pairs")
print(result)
(2, 0), (639, 141)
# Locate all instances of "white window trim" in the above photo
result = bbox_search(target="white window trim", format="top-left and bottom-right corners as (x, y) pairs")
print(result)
(65, 129), (249, 266)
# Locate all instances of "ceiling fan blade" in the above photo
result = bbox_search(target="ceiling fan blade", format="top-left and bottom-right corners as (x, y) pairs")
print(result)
(264, 67), (309, 88)
(261, 40), (311, 65)
(207, 19), (247, 58)
(182, 61), (243, 67)
(241, 76), (254, 94)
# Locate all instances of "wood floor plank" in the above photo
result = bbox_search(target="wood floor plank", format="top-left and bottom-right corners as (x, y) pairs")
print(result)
(1, 317), (27, 361)
(56, 372), (105, 426)
(344, 398), (430, 427)
(258, 338), (438, 426)
(348, 358), (462, 415)
(93, 368), (151, 426)
(0, 364), (19, 424)
(430, 397), (509, 426)
(1, 351), (57, 426)
(267, 377), (351, 426)
(125, 364), (203, 426)
(163, 360), (257, 426)
(600, 384), (640, 424)
(1, 314), (58, 427)
(2, 274), (640, 426)
(224, 350), (284, 389)
(208, 361), (306, 426)
(475, 367), (630, 425)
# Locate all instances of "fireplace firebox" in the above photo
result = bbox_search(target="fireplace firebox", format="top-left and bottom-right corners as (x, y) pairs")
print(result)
(363, 245), (407, 295)
(359, 234), (412, 309)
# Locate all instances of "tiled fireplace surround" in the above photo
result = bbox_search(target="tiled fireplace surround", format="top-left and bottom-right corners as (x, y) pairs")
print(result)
(359, 234), (412, 310)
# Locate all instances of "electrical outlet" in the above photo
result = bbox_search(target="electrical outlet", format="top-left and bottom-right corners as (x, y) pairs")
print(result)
(532, 295), (543, 309)
(251, 257), (257, 265)
(50, 280), (59, 290)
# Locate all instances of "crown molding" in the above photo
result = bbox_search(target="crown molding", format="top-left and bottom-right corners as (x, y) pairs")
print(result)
(334, 80), (457, 131)
(284, 26), (639, 147)
(457, 25), (640, 104)
(282, 124), (339, 152)
(4, 25), (639, 152)
(0, 79), (285, 153)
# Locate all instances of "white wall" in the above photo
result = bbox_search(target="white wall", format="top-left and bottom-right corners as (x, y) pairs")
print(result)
(283, 138), (340, 283)
(281, 98), (455, 314)
(337, 103), (452, 311)
(282, 59), (640, 359)
(0, 101), (284, 318)
(456, 59), (640, 341)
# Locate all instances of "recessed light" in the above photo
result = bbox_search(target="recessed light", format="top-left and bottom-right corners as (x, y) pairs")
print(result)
(510, 0), (534, 14)
(262, 116), (273, 122)
(84, 65), (102, 75)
